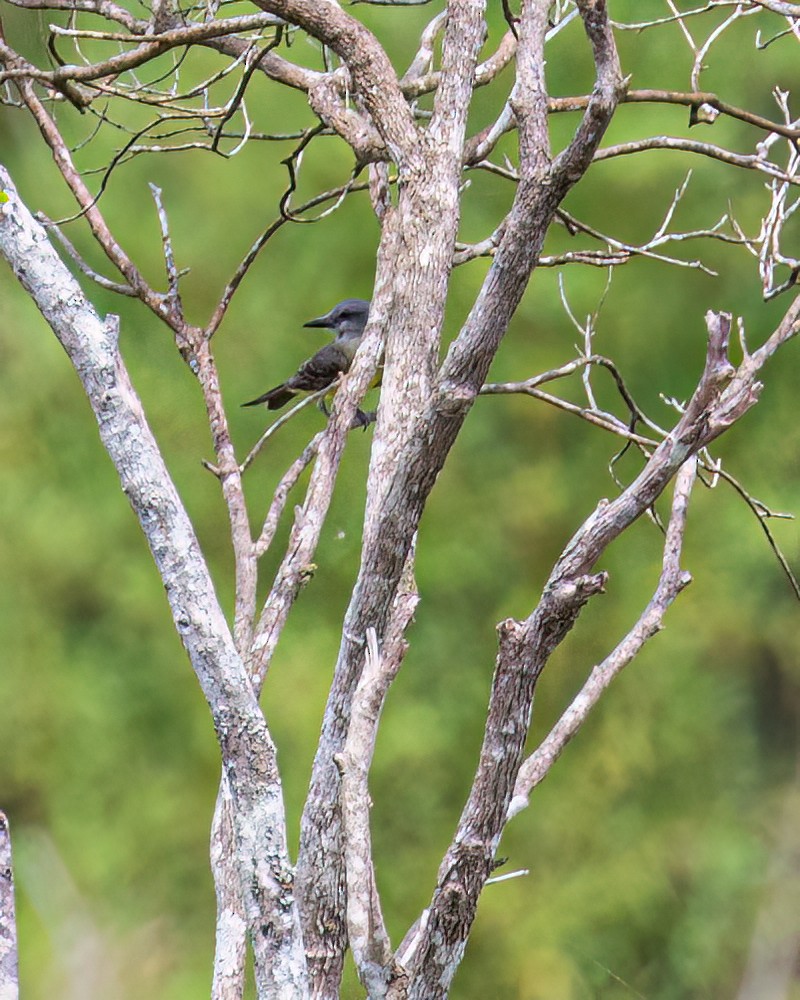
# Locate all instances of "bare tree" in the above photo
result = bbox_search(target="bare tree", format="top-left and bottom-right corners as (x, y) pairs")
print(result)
(1, 1), (799, 998)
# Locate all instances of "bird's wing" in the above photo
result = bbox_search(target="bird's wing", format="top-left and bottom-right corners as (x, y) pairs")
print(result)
(286, 342), (352, 393)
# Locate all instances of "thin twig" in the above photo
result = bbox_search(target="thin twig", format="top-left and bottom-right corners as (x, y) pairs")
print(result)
(240, 384), (336, 474)
(206, 162), (371, 338)
(36, 212), (136, 294)
(701, 461), (800, 600)
(149, 183), (183, 323)
(254, 434), (323, 558)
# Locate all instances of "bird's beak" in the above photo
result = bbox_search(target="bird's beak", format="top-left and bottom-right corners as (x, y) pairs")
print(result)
(303, 311), (334, 329)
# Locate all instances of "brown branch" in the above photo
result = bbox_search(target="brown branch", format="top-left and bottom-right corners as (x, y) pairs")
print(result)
(149, 183), (183, 323)
(399, 10), (446, 85)
(240, 389), (328, 475)
(305, 70), (389, 164)
(0, 13), (285, 88)
(4, 0), (140, 31)
(485, 381), (657, 444)
(206, 176), (370, 338)
(611, 2), (742, 32)
(469, 102), (800, 174)
(37, 212), (137, 294)
(463, 103), (516, 165)
(457, 186), (739, 273)
(551, 0), (627, 187)
(46, 11), (283, 43)
(479, 354), (661, 449)
(137, 182), (256, 655)
(707, 462), (800, 601)
(594, 135), (800, 183)
(549, 89), (800, 144)
(401, 29), (517, 99)
(210, 29), (285, 152)
(194, 340), (257, 657)
(200, 34), (321, 93)
(483, 351), (656, 430)
(8, 70), (162, 309)
(337, 554), (419, 997)
(251, 0), (419, 164)
(552, 204), (733, 276)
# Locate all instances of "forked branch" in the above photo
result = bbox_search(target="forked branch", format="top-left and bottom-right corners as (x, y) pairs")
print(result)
(509, 456), (698, 816)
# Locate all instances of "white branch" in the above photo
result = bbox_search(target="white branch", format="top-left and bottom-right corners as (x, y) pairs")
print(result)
(0, 812), (18, 1000)
(336, 628), (394, 997)
(0, 166), (308, 1000)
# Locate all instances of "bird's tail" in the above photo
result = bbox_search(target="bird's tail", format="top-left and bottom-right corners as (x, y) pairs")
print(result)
(241, 385), (295, 409)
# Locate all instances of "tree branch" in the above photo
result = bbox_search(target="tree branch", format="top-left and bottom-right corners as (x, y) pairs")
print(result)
(400, 289), (800, 996)
(0, 13), (286, 88)
(293, 0), (493, 986)
(210, 775), (247, 1000)
(335, 629), (396, 997)
(549, 88), (800, 144)
(0, 166), (307, 999)
(508, 456), (697, 817)
(251, 0), (418, 164)
(551, 0), (627, 187)
(0, 812), (18, 1000)
(5, 69), (159, 305)
(750, 0), (800, 14)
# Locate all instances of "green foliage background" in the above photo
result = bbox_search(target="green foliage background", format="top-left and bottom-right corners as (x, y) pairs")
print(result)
(1, 2), (799, 997)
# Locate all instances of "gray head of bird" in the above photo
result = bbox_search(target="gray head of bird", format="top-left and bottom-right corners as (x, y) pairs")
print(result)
(303, 299), (370, 340)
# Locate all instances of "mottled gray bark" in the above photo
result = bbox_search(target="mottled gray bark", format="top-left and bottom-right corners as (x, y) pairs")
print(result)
(294, 3), (627, 995)
(0, 169), (308, 1000)
(0, 812), (18, 1000)
(3, 1), (799, 997)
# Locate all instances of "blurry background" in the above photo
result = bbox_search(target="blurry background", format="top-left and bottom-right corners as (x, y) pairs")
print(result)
(1, 2), (799, 997)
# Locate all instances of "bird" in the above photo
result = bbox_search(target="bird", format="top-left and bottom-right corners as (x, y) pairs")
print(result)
(242, 299), (371, 412)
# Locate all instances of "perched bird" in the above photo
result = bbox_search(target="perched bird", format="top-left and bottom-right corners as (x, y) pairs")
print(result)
(242, 299), (370, 411)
